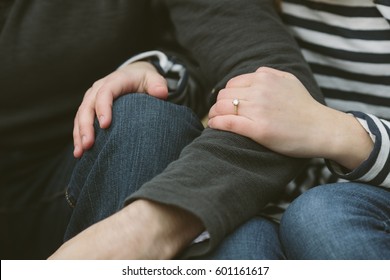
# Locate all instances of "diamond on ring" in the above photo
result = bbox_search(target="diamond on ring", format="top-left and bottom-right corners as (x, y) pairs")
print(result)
(232, 98), (240, 115)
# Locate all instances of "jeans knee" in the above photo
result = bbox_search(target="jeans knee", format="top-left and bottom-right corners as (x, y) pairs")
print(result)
(281, 185), (332, 230)
(108, 94), (203, 141)
(280, 183), (390, 259)
(280, 185), (340, 257)
(68, 94), (203, 211)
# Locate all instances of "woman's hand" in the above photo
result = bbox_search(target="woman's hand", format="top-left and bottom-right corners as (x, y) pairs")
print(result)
(73, 61), (168, 158)
(208, 67), (373, 170)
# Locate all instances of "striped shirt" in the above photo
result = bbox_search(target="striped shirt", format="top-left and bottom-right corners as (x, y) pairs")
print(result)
(261, 0), (390, 221)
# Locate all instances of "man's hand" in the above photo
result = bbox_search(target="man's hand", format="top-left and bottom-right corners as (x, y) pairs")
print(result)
(73, 62), (168, 158)
(48, 200), (204, 259)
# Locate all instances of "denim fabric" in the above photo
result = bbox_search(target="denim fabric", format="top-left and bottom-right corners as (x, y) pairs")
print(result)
(280, 182), (390, 259)
(2, 92), (285, 259)
(65, 93), (284, 259)
(65, 94), (204, 239)
(199, 217), (285, 260)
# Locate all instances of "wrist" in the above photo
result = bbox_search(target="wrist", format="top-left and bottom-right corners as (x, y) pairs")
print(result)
(123, 199), (204, 259)
(324, 111), (373, 170)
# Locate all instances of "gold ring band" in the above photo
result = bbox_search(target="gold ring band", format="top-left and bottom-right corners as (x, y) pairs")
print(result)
(232, 98), (240, 115)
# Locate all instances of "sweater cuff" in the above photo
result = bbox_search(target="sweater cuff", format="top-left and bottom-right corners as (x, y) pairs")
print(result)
(326, 111), (390, 187)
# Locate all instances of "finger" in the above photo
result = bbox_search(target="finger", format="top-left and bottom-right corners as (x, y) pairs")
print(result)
(93, 73), (130, 128)
(208, 115), (255, 139)
(93, 71), (139, 128)
(119, 62), (169, 99)
(216, 87), (251, 102)
(209, 98), (246, 119)
(78, 115), (95, 151)
(73, 84), (102, 156)
(73, 111), (83, 158)
(76, 93), (97, 151)
(94, 70), (169, 128)
(143, 71), (168, 99)
(95, 86), (114, 129)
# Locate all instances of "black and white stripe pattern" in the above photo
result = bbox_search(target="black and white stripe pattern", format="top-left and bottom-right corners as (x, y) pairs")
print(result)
(328, 111), (390, 187)
(261, 0), (390, 222)
(282, 0), (390, 120)
(119, 50), (207, 118)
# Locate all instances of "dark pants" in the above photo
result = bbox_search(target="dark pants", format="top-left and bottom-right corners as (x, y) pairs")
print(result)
(1, 144), (75, 259)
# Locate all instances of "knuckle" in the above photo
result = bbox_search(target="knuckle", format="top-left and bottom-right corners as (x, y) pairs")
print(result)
(223, 119), (236, 131)
(256, 66), (267, 72)
(96, 84), (113, 97)
(255, 71), (270, 80)
(106, 71), (126, 84)
(214, 101), (227, 114)
(78, 117), (92, 129)
(217, 88), (227, 98)
(91, 80), (102, 90)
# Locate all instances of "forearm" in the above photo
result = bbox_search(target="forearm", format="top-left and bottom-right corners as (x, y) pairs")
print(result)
(127, 129), (308, 257)
(123, 0), (324, 258)
(49, 200), (204, 259)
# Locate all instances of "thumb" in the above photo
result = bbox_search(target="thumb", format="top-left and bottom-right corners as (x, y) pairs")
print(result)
(143, 71), (169, 99)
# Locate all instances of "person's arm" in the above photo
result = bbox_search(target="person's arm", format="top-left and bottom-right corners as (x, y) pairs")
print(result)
(326, 111), (390, 188)
(208, 67), (374, 171)
(125, 0), (324, 258)
(208, 67), (390, 188)
(51, 0), (324, 259)
(49, 199), (204, 259)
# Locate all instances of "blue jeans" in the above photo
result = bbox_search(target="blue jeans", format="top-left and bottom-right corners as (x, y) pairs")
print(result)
(65, 94), (284, 259)
(280, 182), (390, 259)
(199, 217), (284, 260)
(65, 93), (204, 237)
